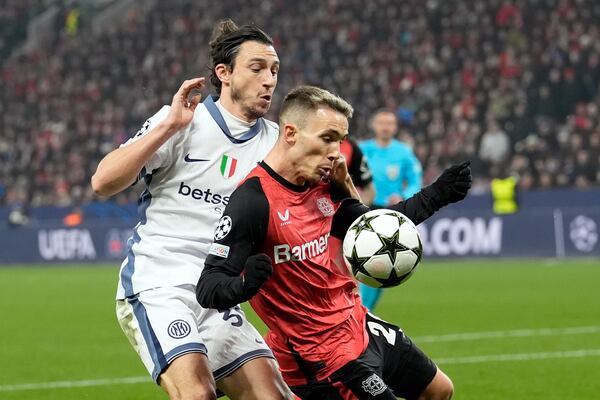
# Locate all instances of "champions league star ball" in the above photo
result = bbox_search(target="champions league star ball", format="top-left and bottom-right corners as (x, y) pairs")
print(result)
(343, 209), (423, 288)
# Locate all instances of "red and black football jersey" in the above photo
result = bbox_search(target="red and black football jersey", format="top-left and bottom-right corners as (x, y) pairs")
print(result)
(202, 162), (368, 384)
(198, 161), (448, 385)
(250, 164), (369, 385)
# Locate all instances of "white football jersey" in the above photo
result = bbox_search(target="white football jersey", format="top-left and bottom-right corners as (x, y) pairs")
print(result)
(116, 96), (278, 299)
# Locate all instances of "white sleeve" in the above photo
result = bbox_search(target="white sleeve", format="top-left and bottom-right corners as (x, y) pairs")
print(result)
(120, 105), (174, 172)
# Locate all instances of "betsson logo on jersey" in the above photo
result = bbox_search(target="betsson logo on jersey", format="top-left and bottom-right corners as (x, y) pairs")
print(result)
(177, 182), (230, 205)
(273, 233), (330, 264)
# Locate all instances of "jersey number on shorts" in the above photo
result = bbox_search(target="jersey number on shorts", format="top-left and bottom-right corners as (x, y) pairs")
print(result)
(367, 321), (397, 345)
(219, 306), (243, 327)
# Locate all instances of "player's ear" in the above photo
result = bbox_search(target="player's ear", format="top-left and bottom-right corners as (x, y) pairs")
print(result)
(215, 64), (231, 86)
(282, 123), (298, 145)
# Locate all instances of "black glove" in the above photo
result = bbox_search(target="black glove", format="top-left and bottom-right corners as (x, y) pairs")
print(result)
(431, 161), (472, 205)
(242, 253), (273, 297)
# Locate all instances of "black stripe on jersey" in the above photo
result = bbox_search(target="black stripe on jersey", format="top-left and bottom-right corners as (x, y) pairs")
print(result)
(196, 177), (270, 309)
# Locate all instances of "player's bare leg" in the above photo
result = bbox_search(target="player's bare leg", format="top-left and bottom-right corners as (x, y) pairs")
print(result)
(159, 353), (217, 400)
(217, 357), (294, 400)
(418, 368), (454, 400)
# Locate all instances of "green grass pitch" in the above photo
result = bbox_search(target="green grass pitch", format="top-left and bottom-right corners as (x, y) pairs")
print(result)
(1, 259), (599, 400)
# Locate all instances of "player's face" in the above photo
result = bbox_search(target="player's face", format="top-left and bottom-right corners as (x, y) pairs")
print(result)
(295, 106), (348, 185)
(372, 112), (397, 141)
(228, 41), (279, 120)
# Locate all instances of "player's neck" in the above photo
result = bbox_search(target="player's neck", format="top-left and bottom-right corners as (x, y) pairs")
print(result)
(264, 152), (306, 186)
(218, 94), (256, 124)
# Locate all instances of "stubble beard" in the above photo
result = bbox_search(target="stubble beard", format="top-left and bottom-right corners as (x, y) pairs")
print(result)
(231, 85), (267, 120)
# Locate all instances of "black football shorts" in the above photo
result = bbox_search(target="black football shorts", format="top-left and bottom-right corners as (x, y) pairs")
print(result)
(290, 312), (437, 399)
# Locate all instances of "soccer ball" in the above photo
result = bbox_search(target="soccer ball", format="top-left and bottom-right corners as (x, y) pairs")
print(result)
(343, 209), (423, 288)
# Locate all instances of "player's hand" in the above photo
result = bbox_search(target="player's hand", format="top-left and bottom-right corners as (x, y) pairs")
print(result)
(432, 160), (472, 204)
(328, 156), (362, 201)
(327, 156), (349, 186)
(165, 77), (205, 133)
(242, 253), (273, 297)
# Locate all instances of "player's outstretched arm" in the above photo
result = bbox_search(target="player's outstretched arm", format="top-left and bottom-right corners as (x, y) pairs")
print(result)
(393, 160), (472, 221)
(91, 78), (205, 197)
(330, 161), (472, 238)
(196, 177), (272, 309)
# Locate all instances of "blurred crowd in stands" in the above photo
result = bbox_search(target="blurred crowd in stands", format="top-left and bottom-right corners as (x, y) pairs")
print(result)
(1, 0), (599, 209)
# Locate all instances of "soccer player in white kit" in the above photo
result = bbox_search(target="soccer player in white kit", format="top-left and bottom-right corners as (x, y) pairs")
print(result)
(91, 20), (293, 400)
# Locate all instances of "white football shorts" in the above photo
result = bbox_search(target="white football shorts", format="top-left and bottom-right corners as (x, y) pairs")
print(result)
(116, 285), (273, 382)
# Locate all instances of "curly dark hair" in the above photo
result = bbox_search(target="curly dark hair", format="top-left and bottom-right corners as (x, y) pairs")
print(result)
(208, 19), (274, 94)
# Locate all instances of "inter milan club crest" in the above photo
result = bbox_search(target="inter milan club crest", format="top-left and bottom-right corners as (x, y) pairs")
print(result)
(220, 154), (237, 178)
(167, 320), (191, 339)
(316, 197), (334, 217)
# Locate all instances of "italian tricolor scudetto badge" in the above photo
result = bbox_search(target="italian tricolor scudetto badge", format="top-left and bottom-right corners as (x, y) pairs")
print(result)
(220, 154), (237, 178)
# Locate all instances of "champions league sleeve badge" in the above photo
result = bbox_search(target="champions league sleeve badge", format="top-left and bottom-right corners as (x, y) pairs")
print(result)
(214, 216), (233, 241)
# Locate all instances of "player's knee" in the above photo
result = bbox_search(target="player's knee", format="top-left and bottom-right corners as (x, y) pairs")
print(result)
(163, 380), (217, 400)
(263, 393), (294, 400)
(244, 386), (294, 400)
(434, 376), (454, 400)
(267, 388), (296, 400)
(420, 370), (453, 400)
(168, 385), (217, 400)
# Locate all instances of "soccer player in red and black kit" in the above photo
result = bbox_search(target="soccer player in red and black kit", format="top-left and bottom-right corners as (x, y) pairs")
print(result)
(197, 86), (472, 400)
